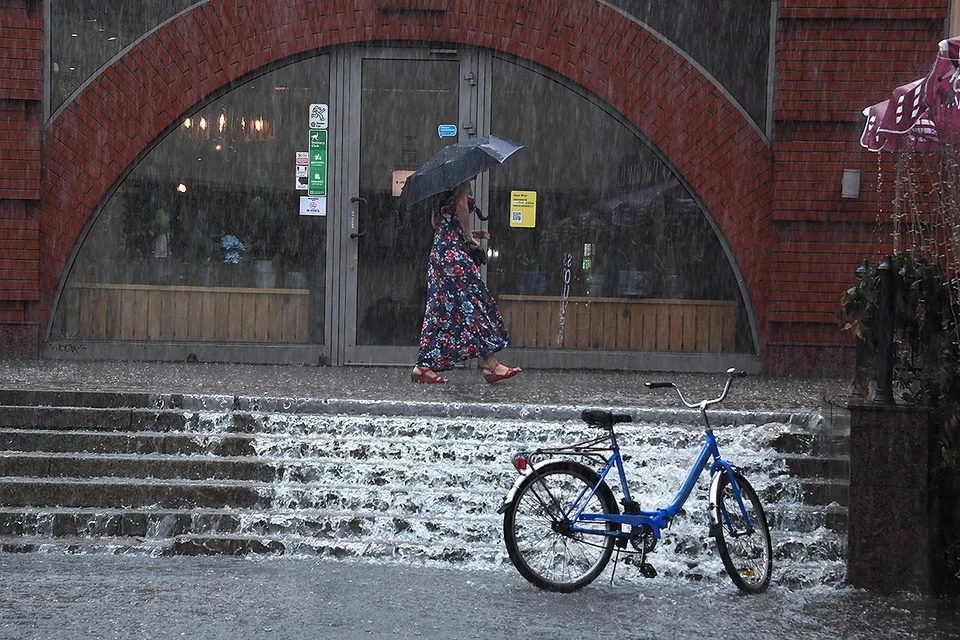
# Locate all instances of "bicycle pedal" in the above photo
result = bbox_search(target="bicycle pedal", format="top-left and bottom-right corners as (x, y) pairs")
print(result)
(639, 563), (657, 579)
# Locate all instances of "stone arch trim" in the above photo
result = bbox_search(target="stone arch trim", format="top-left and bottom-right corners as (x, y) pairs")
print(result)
(36, 0), (772, 351)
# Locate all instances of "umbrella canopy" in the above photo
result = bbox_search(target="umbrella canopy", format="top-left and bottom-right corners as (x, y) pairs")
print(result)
(861, 36), (960, 152)
(401, 135), (524, 206)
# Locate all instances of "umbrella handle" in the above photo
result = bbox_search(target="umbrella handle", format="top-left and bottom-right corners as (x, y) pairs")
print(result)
(473, 205), (488, 221)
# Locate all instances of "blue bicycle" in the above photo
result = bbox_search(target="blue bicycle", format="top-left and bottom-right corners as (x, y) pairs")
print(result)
(499, 368), (772, 593)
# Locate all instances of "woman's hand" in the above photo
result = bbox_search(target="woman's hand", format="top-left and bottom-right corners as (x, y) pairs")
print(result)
(471, 229), (490, 240)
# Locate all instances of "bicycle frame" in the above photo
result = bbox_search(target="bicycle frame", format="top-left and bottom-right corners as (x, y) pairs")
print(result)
(569, 429), (749, 541)
(516, 413), (754, 545)
(503, 368), (755, 545)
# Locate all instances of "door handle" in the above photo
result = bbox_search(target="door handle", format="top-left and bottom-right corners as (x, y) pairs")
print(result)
(350, 196), (368, 239)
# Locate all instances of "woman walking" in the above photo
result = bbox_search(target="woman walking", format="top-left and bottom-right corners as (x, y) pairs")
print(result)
(411, 180), (520, 384)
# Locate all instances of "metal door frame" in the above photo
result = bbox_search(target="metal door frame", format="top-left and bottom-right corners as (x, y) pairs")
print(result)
(333, 45), (486, 366)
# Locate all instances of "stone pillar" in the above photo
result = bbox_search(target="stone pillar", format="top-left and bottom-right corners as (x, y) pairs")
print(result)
(847, 400), (931, 592)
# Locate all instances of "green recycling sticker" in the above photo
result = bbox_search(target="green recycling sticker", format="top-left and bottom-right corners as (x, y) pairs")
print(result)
(308, 129), (327, 197)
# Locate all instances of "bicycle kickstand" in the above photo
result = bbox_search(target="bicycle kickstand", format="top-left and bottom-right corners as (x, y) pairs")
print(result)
(609, 547), (622, 585)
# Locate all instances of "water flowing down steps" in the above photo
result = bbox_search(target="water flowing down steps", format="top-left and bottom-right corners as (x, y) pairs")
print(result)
(0, 391), (849, 588)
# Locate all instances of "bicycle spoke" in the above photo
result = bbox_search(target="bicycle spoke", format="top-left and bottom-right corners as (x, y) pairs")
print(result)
(714, 472), (772, 593)
(503, 462), (617, 592)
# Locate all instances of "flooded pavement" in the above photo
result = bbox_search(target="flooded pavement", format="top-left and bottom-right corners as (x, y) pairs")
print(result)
(0, 359), (850, 413)
(1, 359), (944, 639)
(0, 554), (957, 640)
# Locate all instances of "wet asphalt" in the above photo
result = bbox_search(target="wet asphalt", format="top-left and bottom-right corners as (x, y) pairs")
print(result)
(0, 554), (958, 640)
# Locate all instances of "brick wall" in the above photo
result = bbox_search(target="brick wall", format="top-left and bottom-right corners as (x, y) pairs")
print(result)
(2, 0), (946, 372)
(31, 0), (773, 362)
(0, 0), (42, 358)
(767, 0), (948, 374)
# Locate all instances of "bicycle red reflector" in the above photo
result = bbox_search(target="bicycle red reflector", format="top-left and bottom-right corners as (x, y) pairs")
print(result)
(513, 457), (528, 471)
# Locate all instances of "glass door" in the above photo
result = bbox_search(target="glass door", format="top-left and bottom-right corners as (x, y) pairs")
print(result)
(338, 48), (482, 365)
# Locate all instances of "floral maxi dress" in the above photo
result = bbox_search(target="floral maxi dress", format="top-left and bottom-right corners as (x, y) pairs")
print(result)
(416, 194), (510, 371)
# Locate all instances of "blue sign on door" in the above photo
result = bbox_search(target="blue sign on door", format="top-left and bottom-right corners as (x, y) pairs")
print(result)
(438, 124), (458, 138)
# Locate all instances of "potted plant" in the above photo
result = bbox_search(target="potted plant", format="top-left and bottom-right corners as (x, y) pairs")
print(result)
(275, 226), (307, 289)
(246, 194), (278, 288)
(147, 204), (177, 284)
(216, 233), (246, 287)
(183, 226), (216, 286)
(516, 252), (546, 295)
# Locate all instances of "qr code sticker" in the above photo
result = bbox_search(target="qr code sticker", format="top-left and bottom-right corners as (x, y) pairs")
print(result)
(511, 211), (522, 222)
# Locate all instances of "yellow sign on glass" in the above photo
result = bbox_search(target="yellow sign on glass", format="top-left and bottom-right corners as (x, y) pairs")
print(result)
(509, 190), (537, 228)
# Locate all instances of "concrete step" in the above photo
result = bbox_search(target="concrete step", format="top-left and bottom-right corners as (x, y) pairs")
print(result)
(0, 535), (167, 555)
(0, 405), (189, 432)
(0, 477), (262, 510)
(767, 503), (848, 535)
(0, 401), (849, 585)
(769, 430), (850, 457)
(783, 454), (850, 480)
(0, 451), (277, 482)
(0, 428), (258, 456)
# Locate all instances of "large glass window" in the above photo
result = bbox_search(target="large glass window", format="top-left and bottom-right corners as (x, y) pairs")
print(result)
(487, 57), (750, 353)
(50, 0), (202, 113)
(51, 56), (330, 346)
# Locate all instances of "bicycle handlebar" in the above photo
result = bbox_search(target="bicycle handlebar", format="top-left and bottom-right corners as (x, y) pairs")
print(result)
(645, 367), (746, 410)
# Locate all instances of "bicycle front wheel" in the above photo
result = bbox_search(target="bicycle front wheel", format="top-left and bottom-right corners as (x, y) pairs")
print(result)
(713, 470), (773, 593)
(502, 461), (618, 593)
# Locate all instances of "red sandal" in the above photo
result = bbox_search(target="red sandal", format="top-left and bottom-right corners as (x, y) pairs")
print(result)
(411, 366), (447, 384)
(482, 363), (521, 383)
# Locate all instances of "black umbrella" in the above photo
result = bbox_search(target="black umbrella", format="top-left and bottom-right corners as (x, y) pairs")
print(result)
(401, 135), (524, 207)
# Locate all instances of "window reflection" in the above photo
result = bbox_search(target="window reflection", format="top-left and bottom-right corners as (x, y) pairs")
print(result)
(488, 57), (749, 352)
(51, 58), (330, 345)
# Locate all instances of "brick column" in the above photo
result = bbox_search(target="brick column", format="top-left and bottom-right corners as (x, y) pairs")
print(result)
(847, 400), (931, 592)
(0, 0), (43, 358)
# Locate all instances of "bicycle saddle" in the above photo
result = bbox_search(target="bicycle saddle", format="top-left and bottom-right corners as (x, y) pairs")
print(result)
(580, 409), (632, 429)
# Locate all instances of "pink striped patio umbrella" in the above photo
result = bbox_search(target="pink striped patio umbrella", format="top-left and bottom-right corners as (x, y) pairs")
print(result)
(861, 36), (960, 152)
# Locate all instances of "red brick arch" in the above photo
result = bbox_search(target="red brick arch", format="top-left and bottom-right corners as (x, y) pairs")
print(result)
(36, 0), (772, 350)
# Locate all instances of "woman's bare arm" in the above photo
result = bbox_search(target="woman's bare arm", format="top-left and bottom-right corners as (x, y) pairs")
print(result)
(455, 183), (478, 245)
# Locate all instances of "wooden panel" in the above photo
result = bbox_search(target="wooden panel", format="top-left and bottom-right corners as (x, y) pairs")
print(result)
(146, 290), (162, 340)
(104, 287), (122, 340)
(65, 284), (310, 344)
(640, 305), (657, 351)
(254, 292), (271, 341)
(200, 292), (216, 341)
(696, 306), (711, 352)
(573, 302), (590, 349)
(499, 295), (738, 353)
(535, 301), (554, 348)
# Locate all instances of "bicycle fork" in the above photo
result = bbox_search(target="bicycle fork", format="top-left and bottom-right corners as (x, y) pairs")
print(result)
(708, 461), (755, 537)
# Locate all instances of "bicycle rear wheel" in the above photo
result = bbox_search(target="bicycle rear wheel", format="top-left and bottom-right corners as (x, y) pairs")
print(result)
(713, 470), (773, 593)
(502, 461), (618, 593)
